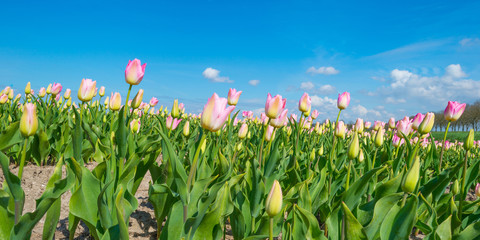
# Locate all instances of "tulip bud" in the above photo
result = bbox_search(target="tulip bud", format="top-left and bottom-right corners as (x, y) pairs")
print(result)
(464, 129), (474, 151)
(335, 121), (346, 138)
(109, 92), (122, 111)
(130, 119), (141, 133)
(348, 133), (360, 160)
(38, 87), (46, 98)
(318, 145), (324, 156)
(265, 93), (286, 119)
(51, 83), (62, 96)
(402, 156), (420, 193)
(125, 58), (147, 85)
(64, 88), (71, 99)
(99, 86), (105, 97)
(337, 92), (350, 110)
(265, 125), (275, 142)
(266, 180), (283, 217)
(46, 84), (52, 94)
(375, 128), (384, 147)
(310, 148), (316, 161)
(475, 183), (480, 197)
(418, 112), (435, 135)
(311, 110), (319, 120)
(201, 138), (207, 153)
(67, 98), (72, 107)
(8, 89), (14, 100)
(183, 121), (190, 137)
(355, 118), (364, 133)
(25, 82), (31, 94)
(238, 123), (248, 139)
(0, 94), (7, 104)
(388, 117), (395, 129)
(444, 101), (466, 122)
(298, 92), (311, 113)
(227, 88), (242, 106)
(131, 89), (144, 109)
(171, 99), (180, 118)
(359, 149), (364, 162)
(452, 180), (459, 196)
(20, 103), (38, 137)
(236, 142), (243, 151)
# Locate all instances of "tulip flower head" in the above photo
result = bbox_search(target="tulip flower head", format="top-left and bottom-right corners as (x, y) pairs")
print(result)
(298, 92), (312, 113)
(444, 101), (466, 122)
(125, 58), (147, 85)
(266, 180), (283, 217)
(355, 118), (364, 133)
(475, 183), (480, 198)
(412, 113), (425, 130)
(465, 129), (474, 151)
(64, 88), (71, 99)
(335, 121), (346, 138)
(171, 99), (180, 118)
(38, 87), (46, 98)
(130, 119), (141, 133)
(418, 112), (435, 135)
(20, 103), (38, 137)
(396, 117), (412, 138)
(183, 120), (190, 136)
(270, 109), (288, 128)
(25, 82), (31, 94)
(46, 84), (52, 94)
(392, 133), (404, 148)
(110, 92), (122, 111)
(364, 121), (371, 129)
(311, 110), (319, 120)
(201, 93), (235, 132)
(388, 117), (395, 129)
(227, 88), (242, 106)
(337, 92), (350, 110)
(238, 123), (248, 139)
(0, 94), (7, 104)
(149, 97), (159, 107)
(265, 125), (276, 142)
(265, 93), (286, 119)
(51, 83), (62, 96)
(99, 86), (105, 97)
(166, 115), (182, 131)
(348, 133), (360, 160)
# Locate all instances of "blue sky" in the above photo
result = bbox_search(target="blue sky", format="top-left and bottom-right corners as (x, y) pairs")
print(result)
(1, 0), (480, 122)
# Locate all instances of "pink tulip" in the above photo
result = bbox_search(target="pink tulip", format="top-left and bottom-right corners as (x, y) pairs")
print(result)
(179, 103), (184, 112)
(290, 114), (298, 122)
(201, 93), (235, 132)
(335, 121), (346, 138)
(238, 123), (248, 139)
(125, 58), (147, 85)
(150, 97), (159, 107)
(78, 78), (97, 102)
(396, 117), (412, 138)
(63, 89), (71, 99)
(337, 92), (350, 110)
(392, 133), (404, 148)
(242, 111), (253, 119)
(265, 93), (286, 119)
(364, 121), (372, 129)
(0, 94), (8, 104)
(51, 83), (62, 96)
(373, 121), (384, 131)
(20, 103), (38, 137)
(110, 92), (122, 111)
(270, 109), (288, 128)
(355, 118), (364, 133)
(476, 183), (480, 197)
(298, 92), (311, 113)
(264, 125), (275, 142)
(311, 110), (319, 120)
(444, 101), (466, 122)
(38, 87), (46, 98)
(166, 115), (182, 130)
(227, 88), (242, 106)
(388, 117), (395, 129)
(411, 113), (425, 130)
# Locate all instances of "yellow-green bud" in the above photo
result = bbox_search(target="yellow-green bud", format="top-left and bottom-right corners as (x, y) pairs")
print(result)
(464, 129), (474, 151)
(238, 123), (248, 139)
(236, 142), (243, 151)
(25, 82), (31, 94)
(130, 89), (144, 109)
(452, 179), (459, 195)
(171, 99), (180, 118)
(347, 133), (360, 160)
(318, 145), (324, 156)
(418, 112), (435, 135)
(20, 103), (38, 137)
(359, 149), (364, 163)
(310, 148), (315, 161)
(183, 121), (190, 137)
(375, 128), (384, 147)
(67, 98), (72, 107)
(402, 156), (420, 193)
(266, 180), (283, 217)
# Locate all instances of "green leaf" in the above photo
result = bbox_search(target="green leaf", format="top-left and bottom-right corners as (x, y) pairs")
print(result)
(364, 193), (403, 239)
(42, 158), (64, 240)
(341, 202), (367, 240)
(436, 215), (452, 240)
(0, 121), (22, 151)
(380, 194), (418, 240)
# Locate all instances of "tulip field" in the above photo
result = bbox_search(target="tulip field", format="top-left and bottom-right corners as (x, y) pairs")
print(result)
(2, 59), (480, 240)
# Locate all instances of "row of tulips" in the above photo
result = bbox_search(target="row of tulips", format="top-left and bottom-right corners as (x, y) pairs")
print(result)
(1, 59), (480, 240)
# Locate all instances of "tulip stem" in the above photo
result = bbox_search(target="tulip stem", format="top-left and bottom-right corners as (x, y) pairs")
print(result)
(269, 217), (274, 240)
(459, 150), (469, 221)
(124, 84), (133, 119)
(258, 119), (271, 169)
(346, 160), (352, 191)
(439, 121), (451, 172)
(18, 138), (29, 180)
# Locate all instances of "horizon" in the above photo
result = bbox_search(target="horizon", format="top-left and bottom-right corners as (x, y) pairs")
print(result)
(1, 0), (480, 122)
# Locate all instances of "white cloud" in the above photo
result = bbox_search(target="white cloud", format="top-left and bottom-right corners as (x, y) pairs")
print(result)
(311, 95), (336, 108)
(300, 81), (315, 90)
(352, 105), (382, 118)
(445, 64), (466, 78)
(202, 67), (233, 83)
(459, 38), (480, 47)
(317, 84), (336, 94)
(381, 64), (480, 107)
(249, 79), (260, 86)
(306, 66), (339, 75)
